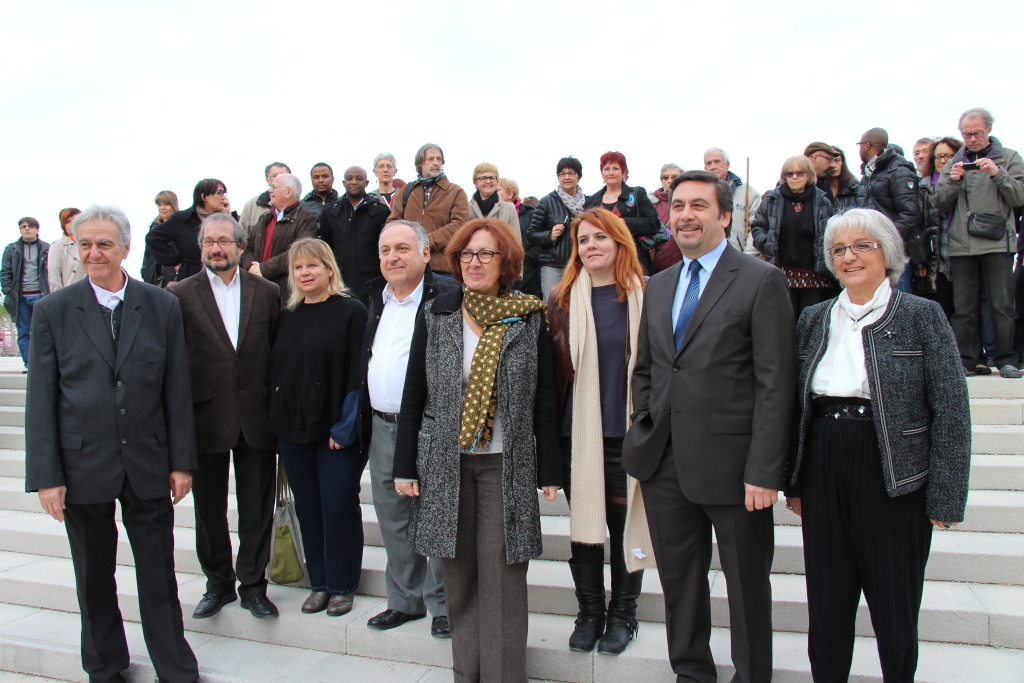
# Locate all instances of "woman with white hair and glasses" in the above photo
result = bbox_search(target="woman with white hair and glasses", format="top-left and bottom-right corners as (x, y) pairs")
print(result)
(783, 208), (971, 682)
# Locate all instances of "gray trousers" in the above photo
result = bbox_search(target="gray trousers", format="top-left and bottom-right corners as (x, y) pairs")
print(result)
(445, 453), (529, 683)
(369, 413), (445, 616)
(540, 266), (563, 301)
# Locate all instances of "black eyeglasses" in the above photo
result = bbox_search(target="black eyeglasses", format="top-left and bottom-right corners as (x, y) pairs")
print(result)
(201, 238), (239, 248)
(458, 249), (500, 264)
(827, 241), (880, 258)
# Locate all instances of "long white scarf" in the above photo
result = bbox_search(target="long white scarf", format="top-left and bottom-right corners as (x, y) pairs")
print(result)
(568, 269), (656, 570)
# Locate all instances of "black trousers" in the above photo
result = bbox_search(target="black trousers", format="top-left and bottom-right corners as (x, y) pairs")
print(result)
(800, 414), (932, 683)
(192, 435), (276, 600)
(560, 436), (631, 570)
(950, 253), (1016, 368)
(64, 476), (198, 683)
(789, 286), (837, 323)
(640, 443), (775, 683)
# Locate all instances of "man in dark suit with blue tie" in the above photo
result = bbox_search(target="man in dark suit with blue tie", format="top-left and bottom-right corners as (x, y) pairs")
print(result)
(623, 171), (796, 683)
(25, 206), (199, 683)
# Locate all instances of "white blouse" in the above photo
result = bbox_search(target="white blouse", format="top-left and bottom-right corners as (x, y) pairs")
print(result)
(463, 319), (504, 454)
(810, 280), (892, 399)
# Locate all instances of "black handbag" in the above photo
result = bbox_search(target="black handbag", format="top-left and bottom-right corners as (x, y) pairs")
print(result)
(964, 180), (1009, 241)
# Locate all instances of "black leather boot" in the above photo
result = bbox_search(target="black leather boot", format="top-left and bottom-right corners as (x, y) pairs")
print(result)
(568, 560), (606, 652)
(598, 565), (642, 655)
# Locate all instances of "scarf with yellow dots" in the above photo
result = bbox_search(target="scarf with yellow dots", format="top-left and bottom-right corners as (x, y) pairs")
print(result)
(459, 287), (546, 451)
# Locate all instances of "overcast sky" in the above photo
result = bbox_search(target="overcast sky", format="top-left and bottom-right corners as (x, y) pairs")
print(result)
(3, 0), (1022, 278)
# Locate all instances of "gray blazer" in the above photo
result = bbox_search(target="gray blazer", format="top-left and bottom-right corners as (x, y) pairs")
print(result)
(785, 289), (972, 522)
(24, 277), (198, 504)
(393, 288), (562, 564)
(622, 244), (797, 504)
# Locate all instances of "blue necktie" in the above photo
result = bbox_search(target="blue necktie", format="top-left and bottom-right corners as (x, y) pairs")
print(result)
(674, 260), (703, 350)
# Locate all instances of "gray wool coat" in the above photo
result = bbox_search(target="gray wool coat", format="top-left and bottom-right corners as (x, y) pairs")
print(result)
(393, 288), (562, 564)
(785, 288), (972, 522)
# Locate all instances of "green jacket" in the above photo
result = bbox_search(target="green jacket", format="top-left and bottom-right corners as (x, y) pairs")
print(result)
(934, 136), (1024, 257)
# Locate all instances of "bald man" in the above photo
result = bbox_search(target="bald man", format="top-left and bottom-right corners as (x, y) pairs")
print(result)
(319, 166), (391, 305)
(855, 127), (922, 293)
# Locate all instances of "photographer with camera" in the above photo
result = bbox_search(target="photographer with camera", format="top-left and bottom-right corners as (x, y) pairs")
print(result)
(935, 107), (1024, 378)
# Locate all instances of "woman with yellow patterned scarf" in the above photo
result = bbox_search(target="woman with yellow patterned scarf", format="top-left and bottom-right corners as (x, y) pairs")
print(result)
(394, 218), (562, 683)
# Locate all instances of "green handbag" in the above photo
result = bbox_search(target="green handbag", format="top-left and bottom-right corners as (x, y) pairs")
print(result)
(268, 461), (308, 586)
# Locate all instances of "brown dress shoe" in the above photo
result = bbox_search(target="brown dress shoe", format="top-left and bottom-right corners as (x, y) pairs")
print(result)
(301, 591), (330, 614)
(326, 593), (354, 617)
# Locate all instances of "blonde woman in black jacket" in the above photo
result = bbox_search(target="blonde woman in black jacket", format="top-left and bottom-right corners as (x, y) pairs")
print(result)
(784, 209), (970, 682)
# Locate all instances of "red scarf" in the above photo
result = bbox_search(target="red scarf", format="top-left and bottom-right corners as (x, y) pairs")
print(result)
(262, 212), (278, 263)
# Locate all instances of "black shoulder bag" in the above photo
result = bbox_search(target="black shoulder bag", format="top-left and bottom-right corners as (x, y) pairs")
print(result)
(964, 175), (1009, 241)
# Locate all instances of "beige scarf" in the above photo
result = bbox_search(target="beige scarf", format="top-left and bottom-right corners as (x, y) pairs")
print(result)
(568, 269), (656, 571)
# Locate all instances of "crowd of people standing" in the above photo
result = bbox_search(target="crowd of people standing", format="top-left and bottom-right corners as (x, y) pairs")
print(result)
(14, 105), (1022, 683)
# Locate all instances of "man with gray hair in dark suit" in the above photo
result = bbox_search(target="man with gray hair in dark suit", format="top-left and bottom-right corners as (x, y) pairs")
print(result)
(25, 206), (199, 683)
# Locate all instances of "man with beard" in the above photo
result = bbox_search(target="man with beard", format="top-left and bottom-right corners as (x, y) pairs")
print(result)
(320, 166), (391, 305)
(386, 143), (469, 276)
(170, 213), (283, 619)
(301, 163), (339, 224)
(623, 170), (795, 683)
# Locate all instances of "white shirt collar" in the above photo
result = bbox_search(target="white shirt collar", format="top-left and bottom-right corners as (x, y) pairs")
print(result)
(89, 268), (130, 310)
(207, 266), (241, 289)
(383, 276), (425, 306)
(681, 236), (728, 276)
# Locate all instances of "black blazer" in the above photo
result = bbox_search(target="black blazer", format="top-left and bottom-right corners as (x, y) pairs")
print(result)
(319, 194), (391, 306)
(357, 267), (461, 450)
(622, 244), (797, 505)
(170, 269), (281, 454)
(583, 183), (661, 272)
(145, 207), (203, 283)
(25, 277), (198, 504)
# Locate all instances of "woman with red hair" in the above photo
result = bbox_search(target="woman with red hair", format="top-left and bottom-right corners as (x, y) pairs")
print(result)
(547, 208), (655, 656)
(47, 207), (84, 291)
(583, 152), (661, 274)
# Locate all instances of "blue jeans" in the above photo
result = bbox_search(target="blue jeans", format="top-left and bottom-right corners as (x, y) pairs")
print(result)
(894, 263), (913, 294)
(16, 294), (42, 366)
(278, 435), (368, 594)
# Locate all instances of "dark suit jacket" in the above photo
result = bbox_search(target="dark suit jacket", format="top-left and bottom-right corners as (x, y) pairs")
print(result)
(622, 243), (797, 505)
(241, 203), (318, 303)
(24, 277), (198, 504)
(319, 194), (391, 305)
(170, 269), (281, 454)
(356, 267), (460, 450)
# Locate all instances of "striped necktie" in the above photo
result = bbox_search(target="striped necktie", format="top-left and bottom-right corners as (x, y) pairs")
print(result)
(673, 260), (703, 350)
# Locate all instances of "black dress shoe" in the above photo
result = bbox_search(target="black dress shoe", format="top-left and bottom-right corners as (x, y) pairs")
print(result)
(240, 594), (280, 618)
(192, 592), (236, 619)
(431, 615), (451, 638)
(367, 609), (427, 630)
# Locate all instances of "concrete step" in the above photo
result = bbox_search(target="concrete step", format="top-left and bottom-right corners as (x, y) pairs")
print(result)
(0, 377), (25, 391)
(0, 597), (1021, 683)
(966, 375), (1024, 399)
(0, 452), (22, 480)
(0, 409), (23, 429)
(0, 430), (22, 452)
(972, 425), (1024, 455)
(2, 502), (1022, 586)
(3, 547), (1020, 648)
(971, 454), (1024, 490)
(0, 391), (25, 408)
(971, 398), (1024, 425)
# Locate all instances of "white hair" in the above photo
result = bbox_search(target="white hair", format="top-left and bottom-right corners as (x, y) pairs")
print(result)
(959, 107), (994, 130)
(276, 173), (302, 198)
(660, 163), (684, 175)
(72, 206), (131, 247)
(373, 152), (397, 169)
(381, 220), (430, 252)
(704, 147), (730, 163)
(823, 208), (908, 285)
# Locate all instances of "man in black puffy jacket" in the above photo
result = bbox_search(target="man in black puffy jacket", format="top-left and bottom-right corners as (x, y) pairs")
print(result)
(856, 128), (922, 292)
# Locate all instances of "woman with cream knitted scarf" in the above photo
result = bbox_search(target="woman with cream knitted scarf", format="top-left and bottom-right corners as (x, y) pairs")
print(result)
(547, 208), (656, 656)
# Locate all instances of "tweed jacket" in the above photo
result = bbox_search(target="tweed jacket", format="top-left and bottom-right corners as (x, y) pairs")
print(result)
(785, 289), (971, 522)
(393, 288), (562, 564)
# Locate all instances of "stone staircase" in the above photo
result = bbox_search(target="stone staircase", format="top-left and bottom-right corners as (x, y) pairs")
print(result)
(0, 366), (1022, 682)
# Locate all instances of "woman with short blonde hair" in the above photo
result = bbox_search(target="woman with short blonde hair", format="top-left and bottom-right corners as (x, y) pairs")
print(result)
(751, 155), (836, 319)
(268, 238), (369, 617)
(468, 163), (522, 246)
